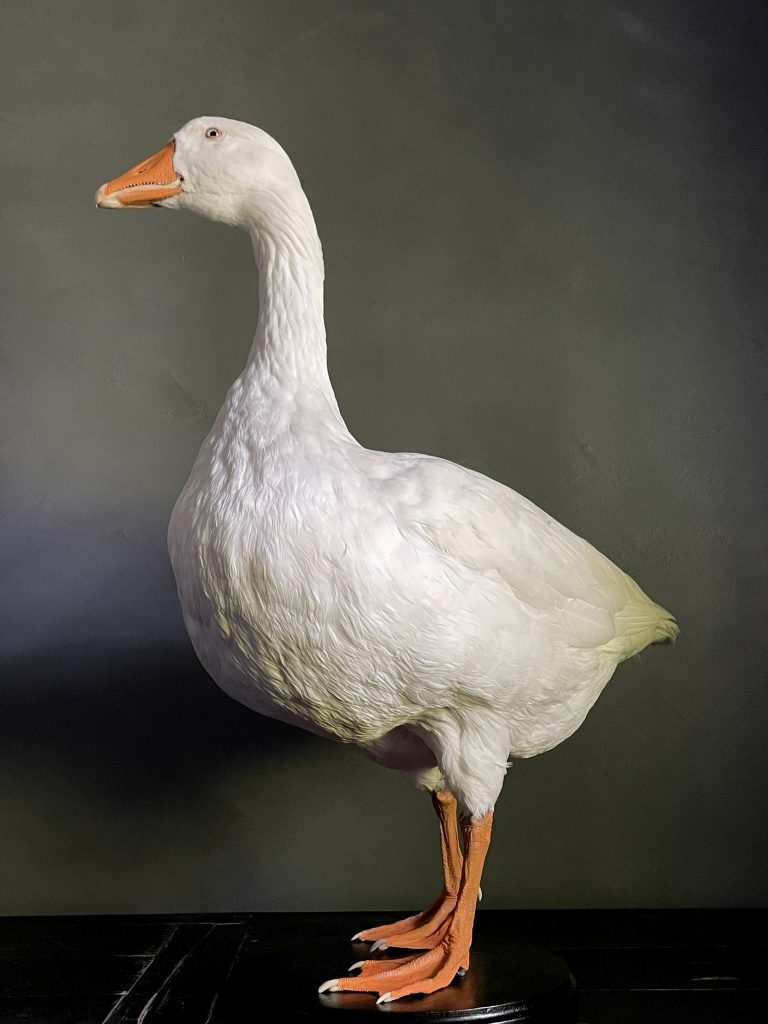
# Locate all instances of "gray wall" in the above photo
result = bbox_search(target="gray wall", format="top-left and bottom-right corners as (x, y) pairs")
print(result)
(1, 0), (766, 913)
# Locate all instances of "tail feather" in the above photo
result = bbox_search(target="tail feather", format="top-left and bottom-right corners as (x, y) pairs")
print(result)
(612, 597), (679, 661)
(653, 614), (681, 645)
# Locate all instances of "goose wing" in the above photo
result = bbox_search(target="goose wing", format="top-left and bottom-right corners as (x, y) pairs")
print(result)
(384, 452), (644, 651)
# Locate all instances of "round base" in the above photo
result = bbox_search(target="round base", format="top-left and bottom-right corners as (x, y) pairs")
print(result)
(316, 942), (577, 1023)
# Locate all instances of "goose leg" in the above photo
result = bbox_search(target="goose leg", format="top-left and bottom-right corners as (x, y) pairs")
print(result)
(350, 790), (463, 950)
(321, 810), (493, 1002)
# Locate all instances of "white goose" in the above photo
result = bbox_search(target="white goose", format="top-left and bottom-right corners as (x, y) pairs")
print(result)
(97, 117), (678, 1004)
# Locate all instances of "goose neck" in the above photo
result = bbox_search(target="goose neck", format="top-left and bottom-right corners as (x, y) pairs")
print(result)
(242, 206), (350, 434)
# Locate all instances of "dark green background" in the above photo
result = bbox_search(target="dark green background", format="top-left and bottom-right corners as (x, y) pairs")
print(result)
(2, 0), (766, 913)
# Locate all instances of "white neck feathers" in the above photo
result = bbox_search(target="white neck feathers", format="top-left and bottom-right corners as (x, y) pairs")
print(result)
(240, 186), (346, 433)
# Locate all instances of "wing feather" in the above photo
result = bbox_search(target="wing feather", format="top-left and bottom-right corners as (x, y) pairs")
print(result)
(385, 453), (647, 651)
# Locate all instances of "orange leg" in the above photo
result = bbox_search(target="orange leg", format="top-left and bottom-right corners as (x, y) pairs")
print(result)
(320, 810), (493, 1003)
(350, 790), (463, 951)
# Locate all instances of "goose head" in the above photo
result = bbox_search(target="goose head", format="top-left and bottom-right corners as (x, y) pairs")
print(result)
(95, 116), (306, 232)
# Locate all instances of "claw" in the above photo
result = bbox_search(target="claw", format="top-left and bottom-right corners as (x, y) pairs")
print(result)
(350, 931), (364, 941)
(318, 979), (340, 994)
(370, 939), (389, 952)
(376, 992), (394, 1004)
(347, 960), (365, 973)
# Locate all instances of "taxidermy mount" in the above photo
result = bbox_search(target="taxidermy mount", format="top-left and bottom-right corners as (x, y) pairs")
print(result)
(96, 117), (678, 1003)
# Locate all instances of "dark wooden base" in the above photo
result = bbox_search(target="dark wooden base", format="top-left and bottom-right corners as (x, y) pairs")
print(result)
(0, 910), (765, 1023)
(314, 943), (576, 1022)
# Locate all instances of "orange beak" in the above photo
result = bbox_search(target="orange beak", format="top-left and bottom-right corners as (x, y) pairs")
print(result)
(95, 140), (183, 208)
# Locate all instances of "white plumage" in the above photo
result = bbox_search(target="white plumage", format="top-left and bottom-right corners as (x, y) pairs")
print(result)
(97, 116), (678, 1000)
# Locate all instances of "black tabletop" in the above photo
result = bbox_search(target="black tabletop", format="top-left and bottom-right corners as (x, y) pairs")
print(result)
(0, 909), (764, 1023)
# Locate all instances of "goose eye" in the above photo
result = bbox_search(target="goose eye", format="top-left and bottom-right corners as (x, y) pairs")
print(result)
(205, 127), (223, 140)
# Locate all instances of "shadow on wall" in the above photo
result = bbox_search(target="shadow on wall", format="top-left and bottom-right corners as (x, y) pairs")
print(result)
(1, 643), (431, 915)
(2, 643), (302, 807)
(0, 643), (334, 914)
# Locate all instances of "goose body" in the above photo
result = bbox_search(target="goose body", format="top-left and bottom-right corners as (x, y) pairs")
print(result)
(98, 117), (678, 1001)
(168, 380), (674, 809)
